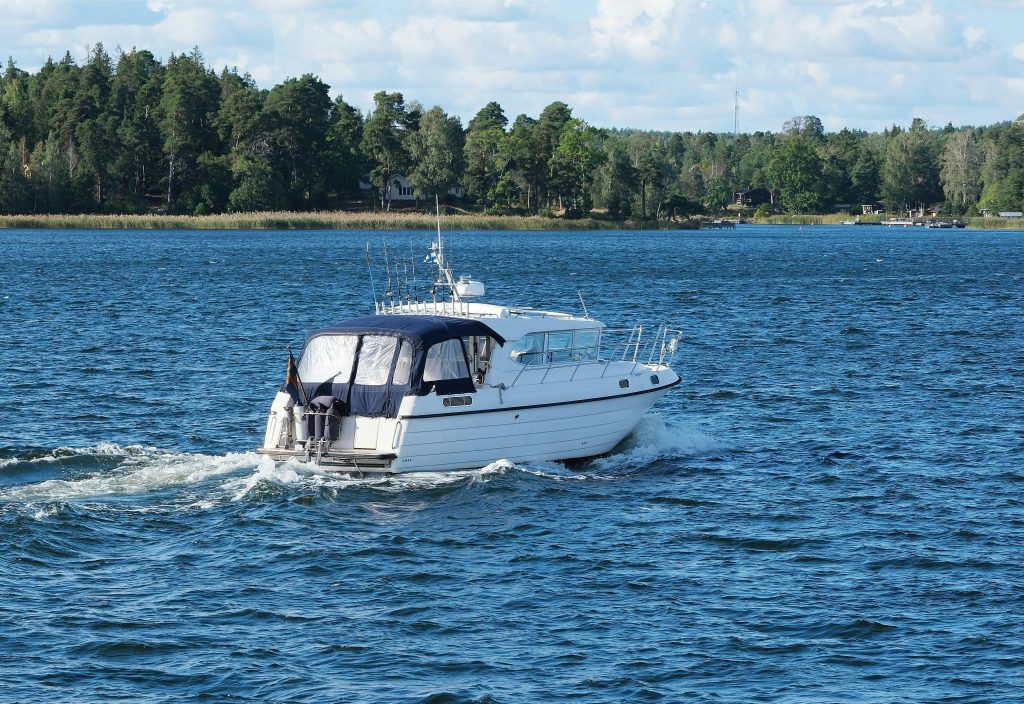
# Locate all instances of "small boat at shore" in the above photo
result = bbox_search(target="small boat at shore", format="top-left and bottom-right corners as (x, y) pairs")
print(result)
(258, 222), (682, 474)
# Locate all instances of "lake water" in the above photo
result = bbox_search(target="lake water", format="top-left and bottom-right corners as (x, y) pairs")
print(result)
(1, 225), (1022, 702)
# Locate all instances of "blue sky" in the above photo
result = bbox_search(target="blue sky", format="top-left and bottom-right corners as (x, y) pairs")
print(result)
(3, 0), (1023, 133)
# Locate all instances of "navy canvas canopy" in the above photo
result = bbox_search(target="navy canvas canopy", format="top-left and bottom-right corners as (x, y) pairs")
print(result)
(294, 315), (505, 418)
(308, 315), (505, 350)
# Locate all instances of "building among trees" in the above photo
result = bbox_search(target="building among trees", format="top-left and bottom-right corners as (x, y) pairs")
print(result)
(734, 187), (771, 207)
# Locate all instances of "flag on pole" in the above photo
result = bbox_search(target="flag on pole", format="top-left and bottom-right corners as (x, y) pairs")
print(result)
(284, 348), (309, 406)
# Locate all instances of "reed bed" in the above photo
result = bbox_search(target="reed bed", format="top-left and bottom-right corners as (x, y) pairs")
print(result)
(0, 210), (626, 231)
(964, 217), (1024, 230)
(757, 214), (884, 225)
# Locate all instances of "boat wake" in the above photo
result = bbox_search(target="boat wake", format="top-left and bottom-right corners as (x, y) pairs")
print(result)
(223, 457), (519, 501)
(0, 443), (260, 504)
(1, 414), (718, 509)
(612, 412), (720, 458)
(527, 413), (721, 479)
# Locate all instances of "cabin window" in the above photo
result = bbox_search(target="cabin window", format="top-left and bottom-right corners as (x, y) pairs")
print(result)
(575, 329), (600, 361)
(354, 335), (398, 385)
(298, 334), (358, 383)
(508, 332), (545, 365)
(423, 339), (470, 382)
(547, 331), (573, 363)
(393, 340), (413, 385)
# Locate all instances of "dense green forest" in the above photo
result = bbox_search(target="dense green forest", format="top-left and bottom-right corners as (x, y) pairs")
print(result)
(1, 45), (1023, 219)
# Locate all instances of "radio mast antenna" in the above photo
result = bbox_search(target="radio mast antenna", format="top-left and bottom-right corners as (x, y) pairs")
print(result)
(734, 86), (739, 137)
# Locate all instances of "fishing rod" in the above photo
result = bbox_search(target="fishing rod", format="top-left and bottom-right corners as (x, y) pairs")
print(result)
(382, 238), (393, 311)
(364, 242), (379, 312)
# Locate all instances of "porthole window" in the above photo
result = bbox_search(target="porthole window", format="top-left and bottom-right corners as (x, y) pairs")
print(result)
(442, 396), (474, 408)
(651, 375), (660, 384)
(619, 379), (629, 389)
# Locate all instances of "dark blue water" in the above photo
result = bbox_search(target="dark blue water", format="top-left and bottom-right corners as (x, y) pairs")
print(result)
(1, 226), (1022, 703)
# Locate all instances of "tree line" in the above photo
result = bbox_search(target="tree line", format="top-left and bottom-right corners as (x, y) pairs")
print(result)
(1, 45), (1022, 219)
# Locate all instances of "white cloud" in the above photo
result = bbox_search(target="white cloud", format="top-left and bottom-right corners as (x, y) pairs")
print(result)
(963, 25), (987, 47)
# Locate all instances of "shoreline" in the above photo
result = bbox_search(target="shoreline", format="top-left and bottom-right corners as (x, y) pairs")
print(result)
(0, 211), (1019, 231)
(760, 214), (1024, 230)
(0, 211), (701, 231)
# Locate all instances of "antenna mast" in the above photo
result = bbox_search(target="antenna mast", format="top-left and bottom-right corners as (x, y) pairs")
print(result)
(433, 194), (460, 304)
(734, 86), (739, 137)
(577, 288), (590, 320)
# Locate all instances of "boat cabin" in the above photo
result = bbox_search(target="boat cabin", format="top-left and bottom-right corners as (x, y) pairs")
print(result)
(295, 315), (505, 418)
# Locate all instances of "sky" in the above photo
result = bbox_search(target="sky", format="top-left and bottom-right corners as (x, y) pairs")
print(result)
(2, 0), (1023, 134)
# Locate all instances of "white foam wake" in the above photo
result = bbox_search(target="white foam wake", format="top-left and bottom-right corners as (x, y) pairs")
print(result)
(1, 442), (158, 467)
(618, 413), (720, 456)
(224, 457), (517, 501)
(582, 413), (721, 474)
(0, 445), (260, 502)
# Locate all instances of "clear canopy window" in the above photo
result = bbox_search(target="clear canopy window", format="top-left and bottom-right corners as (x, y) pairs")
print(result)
(353, 335), (398, 385)
(298, 335), (358, 383)
(393, 341), (413, 385)
(423, 339), (470, 382)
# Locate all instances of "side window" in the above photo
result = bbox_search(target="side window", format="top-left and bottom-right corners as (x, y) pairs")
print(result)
(392, 340), (412, 385)
(423, 339), (470, 382)
(508, 332), (545, 366)
(547, 331), (573, 363)
(574, 329), (600, 361)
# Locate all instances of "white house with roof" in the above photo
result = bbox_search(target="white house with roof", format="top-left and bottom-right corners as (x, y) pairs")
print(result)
(359, 173), (464, 203)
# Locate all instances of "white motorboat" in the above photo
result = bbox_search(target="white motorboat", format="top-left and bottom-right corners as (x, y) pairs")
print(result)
(258, 227), (682, 474)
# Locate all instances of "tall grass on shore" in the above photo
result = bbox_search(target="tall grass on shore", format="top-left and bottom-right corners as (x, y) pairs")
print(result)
(0, 210), (647, 231)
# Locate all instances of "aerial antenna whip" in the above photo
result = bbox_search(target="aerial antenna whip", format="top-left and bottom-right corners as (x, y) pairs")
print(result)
(577, 288), (591, 320)
(734, 86), (739, 138)
(364, 242), (379, 312)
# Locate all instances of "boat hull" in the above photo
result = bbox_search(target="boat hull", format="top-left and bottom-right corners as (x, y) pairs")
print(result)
(391, 383), (675, 472)
(260, 379), (678, 473)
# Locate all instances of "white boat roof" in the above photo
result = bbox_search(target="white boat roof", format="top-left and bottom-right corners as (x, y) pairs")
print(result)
(382, 301), (603, 339)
